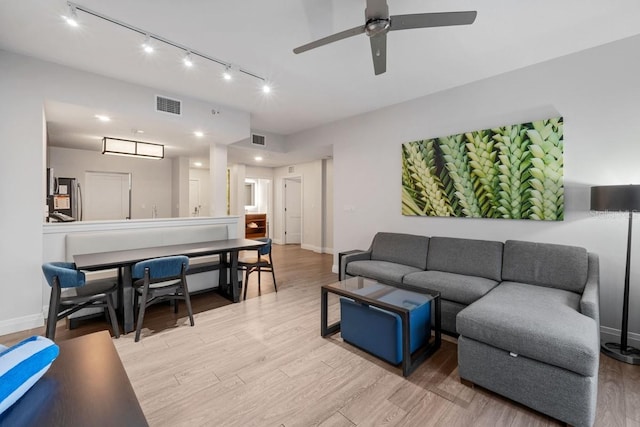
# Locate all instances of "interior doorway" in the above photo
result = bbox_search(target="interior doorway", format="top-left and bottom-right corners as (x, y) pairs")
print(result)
(189, 179), (201, 216)
(284, 177), (302, 244)
(84, 171), (131, 220)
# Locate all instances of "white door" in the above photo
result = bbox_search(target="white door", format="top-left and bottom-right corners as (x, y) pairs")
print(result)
(284, 177), (302, 244)
(84, 172), (131, 220)
(189, 179), (201, 216)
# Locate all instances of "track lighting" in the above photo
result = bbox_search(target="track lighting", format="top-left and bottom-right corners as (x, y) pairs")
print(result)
(63, 2), (271, 93)
(223, 65), (233, 81)
(142, 34), (154, 53)
(63, 2), (79, 27)
(183, 51), (194, 68)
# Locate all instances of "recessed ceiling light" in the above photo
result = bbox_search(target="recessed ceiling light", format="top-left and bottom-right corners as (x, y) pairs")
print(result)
(254, 156), (263, 162)
(132, 129), (144, 134)
(194, 131), (204, 137)
(262, 84), (271, 94)
(95, 114), (111, 122)
(193, 162), (203, 167)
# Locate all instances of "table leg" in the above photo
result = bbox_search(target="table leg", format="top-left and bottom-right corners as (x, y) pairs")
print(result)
(230, 251), (239, 302)
(321, 288), (341, 337)
(122, 266), (134, 334)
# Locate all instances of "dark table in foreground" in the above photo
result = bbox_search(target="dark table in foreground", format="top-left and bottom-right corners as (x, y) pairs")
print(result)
(74, 238), (265, 333)
(0, 330), (147, 427)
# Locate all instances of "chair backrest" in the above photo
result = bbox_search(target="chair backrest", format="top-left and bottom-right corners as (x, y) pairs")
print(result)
(257, 238), (272, 256)
(132, 255), (189, 280)
(41, 262), (86, 288)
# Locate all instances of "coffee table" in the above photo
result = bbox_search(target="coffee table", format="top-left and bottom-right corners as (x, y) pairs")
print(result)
(321, 276), (441, 377)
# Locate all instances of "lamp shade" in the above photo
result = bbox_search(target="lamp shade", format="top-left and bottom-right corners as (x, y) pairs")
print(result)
(590, 185), (640, 212)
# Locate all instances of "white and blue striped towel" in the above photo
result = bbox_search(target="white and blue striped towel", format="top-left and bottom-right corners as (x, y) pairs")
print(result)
(0, 336), (59, 414)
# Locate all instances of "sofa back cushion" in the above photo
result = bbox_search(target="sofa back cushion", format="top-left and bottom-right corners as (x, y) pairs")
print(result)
(427, 237), (503, 281)
(502, 240), (588, 293)
(370, 232), (429, 270)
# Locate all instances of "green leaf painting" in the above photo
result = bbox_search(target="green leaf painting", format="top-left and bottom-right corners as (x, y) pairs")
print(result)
(402, 117), (564, 221)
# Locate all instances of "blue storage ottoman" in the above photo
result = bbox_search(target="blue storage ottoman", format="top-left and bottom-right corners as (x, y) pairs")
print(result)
(339, 288), (431, 365)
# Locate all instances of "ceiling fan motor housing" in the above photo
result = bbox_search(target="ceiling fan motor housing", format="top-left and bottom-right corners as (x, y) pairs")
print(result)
(365, 19), (390, 37)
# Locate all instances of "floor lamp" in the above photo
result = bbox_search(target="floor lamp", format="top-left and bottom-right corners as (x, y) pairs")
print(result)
(591, 184), (640, 364)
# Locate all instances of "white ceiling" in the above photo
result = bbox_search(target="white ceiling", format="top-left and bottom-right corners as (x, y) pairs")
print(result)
(2, 0), (640, 166)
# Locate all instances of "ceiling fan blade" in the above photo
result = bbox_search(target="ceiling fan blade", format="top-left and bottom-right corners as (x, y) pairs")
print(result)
(390, 11), (477, 31)
(369, 33), (387, 75)
(365, 0), (389, 20)
(293, 25), (365, 54)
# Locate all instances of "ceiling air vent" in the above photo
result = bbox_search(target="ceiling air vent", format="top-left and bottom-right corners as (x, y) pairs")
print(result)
(156, 95), (182, 116)
(251, 133), (266, 147)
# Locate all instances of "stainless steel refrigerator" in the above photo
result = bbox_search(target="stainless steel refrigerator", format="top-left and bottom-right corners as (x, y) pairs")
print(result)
(48, 175), (83, 221)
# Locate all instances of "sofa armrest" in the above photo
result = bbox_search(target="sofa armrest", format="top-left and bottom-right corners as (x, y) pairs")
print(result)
(339, 250), (371, 280)
(580, 253), (600, 329)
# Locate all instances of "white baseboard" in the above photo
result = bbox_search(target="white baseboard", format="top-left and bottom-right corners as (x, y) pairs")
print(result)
(0, 313), (44, 336)
(301, 243), (323, 253)
(600, 326), (640, 348)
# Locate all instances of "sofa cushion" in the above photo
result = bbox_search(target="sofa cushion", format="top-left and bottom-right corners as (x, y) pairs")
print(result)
(502, 240), (588, 293)
(403, 270), (499, 305)
(370, 232), (429, 270)
(427, 237), (503, 281)
(457, 282), (599, 377)
(346, 260), (422, 285)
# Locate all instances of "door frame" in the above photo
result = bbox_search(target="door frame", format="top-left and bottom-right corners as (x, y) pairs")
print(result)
(282, 176), (303, 245)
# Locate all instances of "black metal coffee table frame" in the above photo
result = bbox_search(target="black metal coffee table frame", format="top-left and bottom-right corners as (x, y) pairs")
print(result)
(321, 277), (441, 377)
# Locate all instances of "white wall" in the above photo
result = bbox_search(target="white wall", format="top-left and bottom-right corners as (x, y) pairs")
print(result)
(286, 34), (640, 346)
(323, 158), (334, 253)
(0, 49), (249, 334)
(49, 146), (173, 219)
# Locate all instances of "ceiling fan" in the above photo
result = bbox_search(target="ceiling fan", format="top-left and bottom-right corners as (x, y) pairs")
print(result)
(293, 0), (477, 75)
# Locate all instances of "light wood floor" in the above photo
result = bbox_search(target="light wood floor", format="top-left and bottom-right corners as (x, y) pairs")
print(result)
(2, 244), (639, 426)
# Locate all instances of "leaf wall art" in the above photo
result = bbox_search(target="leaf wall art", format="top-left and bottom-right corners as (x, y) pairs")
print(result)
(402, 117), (563, 220)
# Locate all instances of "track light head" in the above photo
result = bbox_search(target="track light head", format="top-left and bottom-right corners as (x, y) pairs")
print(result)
(183, 51), (194, 67)
(64, 2), (79, 27)
(142, 34), (154, 53)
(223, 65), (233, 81)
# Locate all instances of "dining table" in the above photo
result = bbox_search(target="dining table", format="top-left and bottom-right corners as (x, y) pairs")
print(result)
(73, 238), (265, 334)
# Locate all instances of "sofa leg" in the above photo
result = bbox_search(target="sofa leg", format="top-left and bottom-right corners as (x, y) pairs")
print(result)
(460, 378), (475, 388)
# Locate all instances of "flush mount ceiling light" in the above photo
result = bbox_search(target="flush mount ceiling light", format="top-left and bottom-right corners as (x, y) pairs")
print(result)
(102, 137), (164, 160)
(66, 2), (271, 90)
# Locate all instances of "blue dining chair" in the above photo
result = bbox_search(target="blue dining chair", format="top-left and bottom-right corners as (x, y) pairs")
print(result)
(238, 238), (277, 300)
(132, 255), (194, 342)
(41, 262), (120, 340)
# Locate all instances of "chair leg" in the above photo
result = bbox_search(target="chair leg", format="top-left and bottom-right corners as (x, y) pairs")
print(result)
(181, 276), (194, 327)
(258, 268), (262, 294)
(46, 283), (61, 340)
(270, 254), (277, 292)
(106, 293), (120, 339)
(135, 283), (150, 342)
(243, 269), (250, 300)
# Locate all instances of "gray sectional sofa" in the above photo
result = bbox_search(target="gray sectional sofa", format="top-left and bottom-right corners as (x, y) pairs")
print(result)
(340, 232), (600, 427)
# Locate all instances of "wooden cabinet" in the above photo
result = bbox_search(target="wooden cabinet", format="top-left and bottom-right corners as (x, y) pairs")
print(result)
(245, 213), (267, 239)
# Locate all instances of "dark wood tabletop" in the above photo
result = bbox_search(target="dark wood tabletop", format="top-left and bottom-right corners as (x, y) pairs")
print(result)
(0, 330), (148, 427)
(74, 238), (265, 270)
